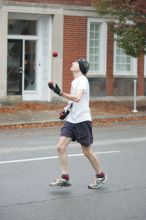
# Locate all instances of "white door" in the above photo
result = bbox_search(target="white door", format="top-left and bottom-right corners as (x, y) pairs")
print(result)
(7, 37), (38, 100)
(22, 39), (38, 101)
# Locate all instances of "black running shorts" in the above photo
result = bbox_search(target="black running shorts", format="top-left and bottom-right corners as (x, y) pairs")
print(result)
(60, 121), (93, 147)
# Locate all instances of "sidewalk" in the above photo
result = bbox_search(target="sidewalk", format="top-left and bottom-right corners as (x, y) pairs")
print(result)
(0, 100), (146, 129)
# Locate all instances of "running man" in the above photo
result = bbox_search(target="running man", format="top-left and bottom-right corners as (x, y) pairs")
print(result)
(48, 58), (107, 189)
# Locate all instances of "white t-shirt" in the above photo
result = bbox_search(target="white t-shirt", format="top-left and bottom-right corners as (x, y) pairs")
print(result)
(67, 75), (92, 123)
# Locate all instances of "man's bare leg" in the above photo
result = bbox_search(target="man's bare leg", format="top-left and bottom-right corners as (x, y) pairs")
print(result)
(81, 146), (101, 174)
(49, 136), (72, 187)
(57, 136), (72, 175)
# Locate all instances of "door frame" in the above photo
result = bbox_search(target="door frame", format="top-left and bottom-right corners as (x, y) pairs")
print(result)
(7, 14), (52, 101)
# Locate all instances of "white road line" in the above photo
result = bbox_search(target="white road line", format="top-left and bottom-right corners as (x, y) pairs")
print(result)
(0, 150), (120, 165)
(94, 137), (146, 146)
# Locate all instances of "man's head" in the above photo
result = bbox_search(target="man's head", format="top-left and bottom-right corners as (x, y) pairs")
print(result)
(70, 58), (90, 75)
(77, 58), (90, 75)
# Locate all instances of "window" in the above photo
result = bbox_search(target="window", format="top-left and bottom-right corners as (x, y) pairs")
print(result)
(87, 19), (107, 76)
(144, 55), (146, 77)
(8, 19), (36, 35)
(88, 22), (100, 72)
(114, 40), (137, 76)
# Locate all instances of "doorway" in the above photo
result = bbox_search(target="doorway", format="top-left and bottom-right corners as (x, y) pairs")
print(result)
(7, 16), (52, 101)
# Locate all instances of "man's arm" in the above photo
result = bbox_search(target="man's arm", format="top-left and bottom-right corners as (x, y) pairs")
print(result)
(48, 81), (84, 103)
(60, 89), (84, 103)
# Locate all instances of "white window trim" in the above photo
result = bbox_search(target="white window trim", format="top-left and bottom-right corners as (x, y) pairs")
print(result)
(144, 55), (146, 77)
(87, 18), (107, 76)
(113, 39), (137, 77)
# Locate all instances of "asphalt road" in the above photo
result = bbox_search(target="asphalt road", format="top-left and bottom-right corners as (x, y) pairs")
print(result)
(0, 123), (146, 220)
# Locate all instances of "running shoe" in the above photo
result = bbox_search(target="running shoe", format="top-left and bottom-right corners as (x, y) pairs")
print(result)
(49, 177), (71, 188)
(88, 174), (107, 189)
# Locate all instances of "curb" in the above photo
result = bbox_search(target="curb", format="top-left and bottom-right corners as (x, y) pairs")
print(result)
(0, 114), (146, 130)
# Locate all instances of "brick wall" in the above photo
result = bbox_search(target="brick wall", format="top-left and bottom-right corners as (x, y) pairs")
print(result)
(63, 16), (87, 92)
(137, 54), (144, 96)
(7, 0), (92, 6)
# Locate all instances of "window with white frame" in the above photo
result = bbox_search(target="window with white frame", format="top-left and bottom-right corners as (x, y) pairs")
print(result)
(87, 19), (107, 75)
(144, 55), (146, 77)
(114, 40), (137, 76)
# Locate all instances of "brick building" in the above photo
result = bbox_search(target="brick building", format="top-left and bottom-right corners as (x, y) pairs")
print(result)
(0, 0), (146, 102)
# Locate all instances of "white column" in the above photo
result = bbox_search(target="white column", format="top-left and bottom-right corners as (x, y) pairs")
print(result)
(132, 79), (138, 113)
(37, 9), (64, 102)
(37, 16), (52, 101)
(51, 8), (64, 102)
(0, 11), (8, 101)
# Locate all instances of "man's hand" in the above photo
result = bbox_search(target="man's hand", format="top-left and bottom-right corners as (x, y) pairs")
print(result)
(59, 102), (73, 120)
(48, 81), (62, 96)
(59, 110), (69, 120)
